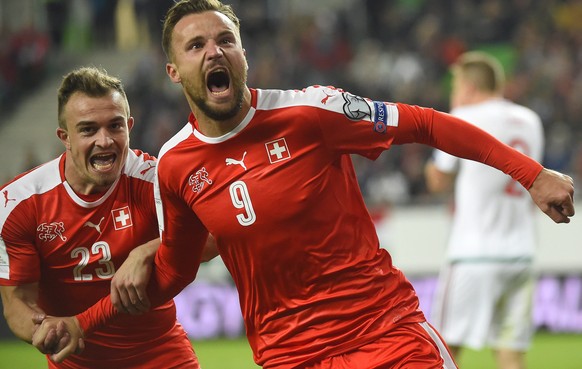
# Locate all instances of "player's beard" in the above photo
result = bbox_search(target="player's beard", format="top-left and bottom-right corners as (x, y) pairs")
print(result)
(186, 67), (247, 121)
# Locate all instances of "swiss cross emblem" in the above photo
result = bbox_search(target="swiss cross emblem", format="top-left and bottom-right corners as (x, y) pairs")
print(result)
(265, 138), (291, 164)
(112, 206), (133, 230)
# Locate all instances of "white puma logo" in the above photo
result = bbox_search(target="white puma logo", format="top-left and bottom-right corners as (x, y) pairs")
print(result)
(83, 217), (105, 235)
(225, 151), (247, 171)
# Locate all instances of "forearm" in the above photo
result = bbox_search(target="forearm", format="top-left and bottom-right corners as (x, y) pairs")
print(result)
(395, 104), (543, 189)
(128, 238), (160, 264)
(0, 285), (43, 343)
(77, 236), (205, 335)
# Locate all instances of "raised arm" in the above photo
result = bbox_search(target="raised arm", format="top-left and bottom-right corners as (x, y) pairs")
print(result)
(394, 103), (574, 222)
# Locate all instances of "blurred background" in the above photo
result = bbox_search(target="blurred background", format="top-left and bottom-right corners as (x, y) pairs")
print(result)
(0, 0), (581, 362)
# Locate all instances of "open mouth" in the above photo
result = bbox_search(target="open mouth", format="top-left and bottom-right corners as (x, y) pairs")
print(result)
(90, 153), (117, 171)
(207, 69), (230, 95)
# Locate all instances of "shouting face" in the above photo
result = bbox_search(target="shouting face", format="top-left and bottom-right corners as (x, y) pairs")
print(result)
(166, 10), (249, 131)
(57, 91), (133, 194)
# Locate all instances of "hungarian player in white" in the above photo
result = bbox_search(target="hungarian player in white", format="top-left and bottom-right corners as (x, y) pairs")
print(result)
(426, 51), (544, 369)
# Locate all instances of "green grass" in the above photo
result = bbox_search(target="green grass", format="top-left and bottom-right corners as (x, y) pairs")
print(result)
(0, 332), (580, 368)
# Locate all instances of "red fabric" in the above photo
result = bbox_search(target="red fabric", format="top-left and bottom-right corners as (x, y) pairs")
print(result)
(394, 103), (543, 189)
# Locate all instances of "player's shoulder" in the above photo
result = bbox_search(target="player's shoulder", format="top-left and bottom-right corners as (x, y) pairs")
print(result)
(123, 149), (158, 182)
(1, 157), (62, 216)
(158, 122), (195, 160)
(255, 85), (347, 111)
(506, 100), (542, 123)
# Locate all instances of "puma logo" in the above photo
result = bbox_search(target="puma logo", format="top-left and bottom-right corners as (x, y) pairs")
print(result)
(83, 217), (105, 235)
(225, 151), (247, 171)
(140, 162), (155, 176)
(3, 190), (15, 207)
(321, 91), (334, 105)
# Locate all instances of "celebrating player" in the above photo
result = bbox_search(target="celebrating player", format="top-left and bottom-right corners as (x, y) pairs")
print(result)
(37, 1), (574, 368)
(0, 67), (212, 368)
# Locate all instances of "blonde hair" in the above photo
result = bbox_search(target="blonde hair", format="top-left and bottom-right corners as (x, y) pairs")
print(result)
(451, 51), (505, 94)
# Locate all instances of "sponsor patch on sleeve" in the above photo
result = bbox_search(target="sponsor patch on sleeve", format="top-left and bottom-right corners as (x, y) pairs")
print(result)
(373, 101), (399, 133)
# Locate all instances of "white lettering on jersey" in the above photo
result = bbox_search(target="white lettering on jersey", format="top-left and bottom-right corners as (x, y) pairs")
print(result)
(229, 181), (256, 226)
(0, 236), (9, 279)
(71, 241), (116, 281)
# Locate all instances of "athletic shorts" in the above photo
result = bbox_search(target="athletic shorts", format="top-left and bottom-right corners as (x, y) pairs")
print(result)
(430, 261), (534, 351)
(304, 322), (457, 369)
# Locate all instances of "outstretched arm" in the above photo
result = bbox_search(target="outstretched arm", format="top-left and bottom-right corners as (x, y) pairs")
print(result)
(395, 104), (574, 223)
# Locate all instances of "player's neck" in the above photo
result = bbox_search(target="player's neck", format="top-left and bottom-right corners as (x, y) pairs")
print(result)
(192, 88), (252, 137)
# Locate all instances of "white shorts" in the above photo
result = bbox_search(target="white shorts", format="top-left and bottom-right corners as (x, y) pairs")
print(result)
(430, 261), (534, 351)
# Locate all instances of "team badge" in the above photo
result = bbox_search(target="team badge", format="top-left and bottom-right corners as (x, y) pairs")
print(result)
(188, 167), (213, 193)
(37, 222), (68, 242)
(112, 206), (133, 230)
(265, 138), (291, 164)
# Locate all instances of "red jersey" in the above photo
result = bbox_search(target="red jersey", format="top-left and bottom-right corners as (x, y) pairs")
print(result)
(78, 86), (541, 368)
(156, 86), (422, 367)
(0, 150), (198, 369)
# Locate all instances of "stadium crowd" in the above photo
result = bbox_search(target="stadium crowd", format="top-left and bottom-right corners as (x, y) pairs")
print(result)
(1, 0), (581, 205)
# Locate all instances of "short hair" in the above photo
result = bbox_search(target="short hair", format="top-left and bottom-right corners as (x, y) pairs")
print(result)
(451, 51), (505, 94)
(57, 66), (129, 129)
(162, 0), (240, 61)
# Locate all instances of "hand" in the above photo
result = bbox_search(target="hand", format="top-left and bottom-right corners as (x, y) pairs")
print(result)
(529, 168), (575, 223)
(111, 245), (153, 315)
(31, 313), (65, 354)
(32, 316), (85, 363)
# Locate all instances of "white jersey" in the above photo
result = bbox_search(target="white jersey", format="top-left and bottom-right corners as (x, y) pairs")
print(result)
(432, 98), (544, 260)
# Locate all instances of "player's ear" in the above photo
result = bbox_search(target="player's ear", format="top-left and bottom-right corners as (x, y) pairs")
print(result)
(56, 127), (71, 150)
(127, 116), (134, 131)
(166, 63), (181, 83)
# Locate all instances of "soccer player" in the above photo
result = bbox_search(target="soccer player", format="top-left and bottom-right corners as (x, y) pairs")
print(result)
(425, 51), (544, 369)
(0, 66), (207, 368)
(37, 1), (574, 368)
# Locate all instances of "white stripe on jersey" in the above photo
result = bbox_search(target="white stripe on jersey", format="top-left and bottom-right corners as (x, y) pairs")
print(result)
(156, 124), (196, 233)
(420, 322), (458, 369)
